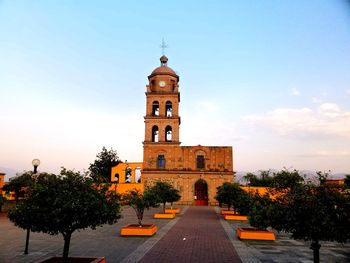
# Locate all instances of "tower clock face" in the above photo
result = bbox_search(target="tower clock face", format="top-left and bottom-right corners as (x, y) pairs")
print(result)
(159, 81), (166, 87)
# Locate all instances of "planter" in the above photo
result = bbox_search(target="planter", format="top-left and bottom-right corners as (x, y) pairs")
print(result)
(120, 224), (157, 236)
(38, 256), (106, 263)
(236, 227), (275, 241)
(164, 208), (180, 214)
(221, 210), (235, 215)
(224, 215), (248, 221)
(154, 213), (176, 219)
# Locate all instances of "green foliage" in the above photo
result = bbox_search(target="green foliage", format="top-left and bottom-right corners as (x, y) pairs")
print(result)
(2, 172), (35, 201)
(148, 181), (181, 212)
(0, 195), (6, 212)
(271, 169), (305, 190)
(316, 170), (330, 185)
(249, 171), (350, 263)
(245, 169), (305, 189)
(344, 174), (350, 188)
(89, 147), (120, 182)
(244, 170), (273, 187)
(168, 188), (181, 209)
(249, 193), (278, 229)
(8, 168), (121, 260)
(215, 182), (250, 214)
(122, 189), (159, 226)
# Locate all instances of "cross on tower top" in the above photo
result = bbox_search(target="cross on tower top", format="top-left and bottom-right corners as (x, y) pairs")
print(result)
(160, 38), (168, 56)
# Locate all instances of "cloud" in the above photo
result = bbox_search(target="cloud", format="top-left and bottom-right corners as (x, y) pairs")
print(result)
(312, 97), (323, 104)
(243, 103), (350, 138)
(197, 101), (219, 113)
(291, 88), (300, 96)
(315, 150), (350, 157)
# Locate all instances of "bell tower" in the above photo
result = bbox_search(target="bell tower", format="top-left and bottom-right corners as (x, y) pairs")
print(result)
(141, 55), (234, 205)
(143, 55), (181, 145)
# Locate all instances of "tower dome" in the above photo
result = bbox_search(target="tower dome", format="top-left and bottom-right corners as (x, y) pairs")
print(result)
(148, 55), (178, 79)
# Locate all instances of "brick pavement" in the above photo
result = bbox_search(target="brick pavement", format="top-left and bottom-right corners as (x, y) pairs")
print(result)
(0, 207), (173, 263)
(139, 206), (242, 263)
(2, 206), (349, 263)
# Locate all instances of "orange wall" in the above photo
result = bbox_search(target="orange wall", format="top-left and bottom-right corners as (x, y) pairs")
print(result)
(325, 179), (345, 185)
(109, 183), (143, 195)
(110, 162), (144, 194)
(0, 173), (5, 195)
(241, 186), (278, 200)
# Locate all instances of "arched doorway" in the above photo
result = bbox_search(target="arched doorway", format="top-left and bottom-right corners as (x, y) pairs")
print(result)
(194, 179), (208, 206)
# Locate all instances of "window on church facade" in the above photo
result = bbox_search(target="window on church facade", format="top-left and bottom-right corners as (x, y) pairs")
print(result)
(135, 167), (141, 183)
(114, 173), (119, 183)
(125, 167), (132, 183)
(152, 126), (159, 142)
(166, 101), (172, 117)
(152, 101), (159, 116)
(157, 155), (165, 169)
(165, 125), (172, 141)
(196, 155), (205, 169)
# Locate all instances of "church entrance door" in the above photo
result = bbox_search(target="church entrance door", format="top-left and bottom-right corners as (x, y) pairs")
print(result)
(194, 179), (208, 206)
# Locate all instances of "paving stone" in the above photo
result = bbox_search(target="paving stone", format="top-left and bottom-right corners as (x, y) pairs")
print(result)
(139, 206), (242, 263)
(1, 206), (350, 263)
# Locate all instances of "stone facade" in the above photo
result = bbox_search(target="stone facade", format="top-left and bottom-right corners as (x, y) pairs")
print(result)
(142, 56), (234, 205)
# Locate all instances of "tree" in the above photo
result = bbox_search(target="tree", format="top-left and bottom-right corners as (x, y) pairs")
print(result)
(0, 195), (6, 212)
(215, 182), (250, 214)
(122, 189), (159, 226)
(244, 170), (273, 187)
(249, 172), (350, 263)
(149, 181), (181, 213)
(3, 171), (39, 254)
(249, 193), (279, 229)
(89, 147), (120, 182)
(2, 172), (34, 202)
(168, 188), (181, 209)
(344, 174), (350, 188)
(271, 169), (305, 190)
(8, 168), (121, 262)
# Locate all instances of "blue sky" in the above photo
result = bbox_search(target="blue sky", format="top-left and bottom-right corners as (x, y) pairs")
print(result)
(1, 1), (350, 179)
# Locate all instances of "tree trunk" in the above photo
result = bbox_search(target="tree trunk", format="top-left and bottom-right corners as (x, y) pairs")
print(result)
(171, 202), (173, 209)
(310, 240), (321, 263)
(163, 202), (166, 213)
(62, 233), (72, 262)
(24, 227), (30, 254)
(137, 208), (144, 226)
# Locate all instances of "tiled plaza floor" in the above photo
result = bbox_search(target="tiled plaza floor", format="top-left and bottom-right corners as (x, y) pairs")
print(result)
(139, 206), (242, 263)
(1, 206), (349, 263)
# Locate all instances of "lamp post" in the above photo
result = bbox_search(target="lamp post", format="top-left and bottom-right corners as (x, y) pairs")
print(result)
(24, 159), (40, 255)
(32, 159), (40, 174)
(114, 176), (119, 193)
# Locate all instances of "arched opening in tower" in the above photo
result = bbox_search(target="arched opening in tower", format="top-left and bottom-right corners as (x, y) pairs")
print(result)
(165, 125), (172, 142)
(166, 101), (172, 117)
(152, 126), (159, 142)
(152, 101), (159, 116)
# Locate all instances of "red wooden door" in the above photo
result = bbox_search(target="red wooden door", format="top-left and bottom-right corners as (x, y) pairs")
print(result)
(195, 180), (208, 206)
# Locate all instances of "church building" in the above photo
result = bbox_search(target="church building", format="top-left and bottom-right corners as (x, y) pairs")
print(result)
(141, 55), (234, 205)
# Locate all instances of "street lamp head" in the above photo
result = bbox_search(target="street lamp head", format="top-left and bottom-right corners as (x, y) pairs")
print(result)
(32, 159), (40, 167)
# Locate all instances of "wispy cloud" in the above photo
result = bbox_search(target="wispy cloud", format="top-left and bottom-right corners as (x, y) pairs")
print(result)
(291, 88), (300, 96)
(312, 97), (323, 104)
(243, 103), (350, 138)
(197, 101), (219, 113)
(315, 150), (350, 157)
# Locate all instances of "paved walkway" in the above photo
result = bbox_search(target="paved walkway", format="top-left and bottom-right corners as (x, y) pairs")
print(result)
(1, 206), (350, 263)
(139, 206), (242, 263)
